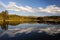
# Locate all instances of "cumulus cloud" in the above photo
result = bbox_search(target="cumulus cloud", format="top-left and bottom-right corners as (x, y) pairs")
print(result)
(0, 2), (60, 15)
(38, 5), (60, 14)
(0, 2), (34, 13)
(7, 2), (34, 12)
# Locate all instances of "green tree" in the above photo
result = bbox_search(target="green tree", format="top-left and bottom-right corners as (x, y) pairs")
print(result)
(1, 10), (8, 22)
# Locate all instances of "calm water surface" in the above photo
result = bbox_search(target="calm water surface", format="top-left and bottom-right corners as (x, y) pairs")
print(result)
(0, 22), (60, 40)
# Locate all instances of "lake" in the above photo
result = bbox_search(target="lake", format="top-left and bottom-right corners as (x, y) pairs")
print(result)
(0, 22), (60, 40)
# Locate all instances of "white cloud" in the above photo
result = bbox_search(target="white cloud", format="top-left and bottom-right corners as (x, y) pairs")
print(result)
(0, 2), (60, 15)
(38, 5), (60, 14)
(0, 2), (6, 8)
(0, 2), (34, 13)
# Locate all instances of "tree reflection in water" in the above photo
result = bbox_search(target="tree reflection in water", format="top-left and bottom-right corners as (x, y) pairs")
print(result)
(0, 21), (8, 31)
(0, 21), (60, 31)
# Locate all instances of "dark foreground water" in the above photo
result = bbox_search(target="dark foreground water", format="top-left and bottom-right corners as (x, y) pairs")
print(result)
(0, 22), (60, 40)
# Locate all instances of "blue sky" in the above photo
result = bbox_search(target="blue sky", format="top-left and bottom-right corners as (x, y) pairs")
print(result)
(0, 0), (60, 7)
(0, 0), (60, 16)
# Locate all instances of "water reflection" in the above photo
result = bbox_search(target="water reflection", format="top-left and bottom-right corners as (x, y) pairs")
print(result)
(0, 22), (8, 31)
(0, 21), (60, 31)
(0, 21), (60, 40)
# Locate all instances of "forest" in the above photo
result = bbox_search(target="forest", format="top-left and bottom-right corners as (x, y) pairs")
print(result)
(0, 10), (60, 24)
